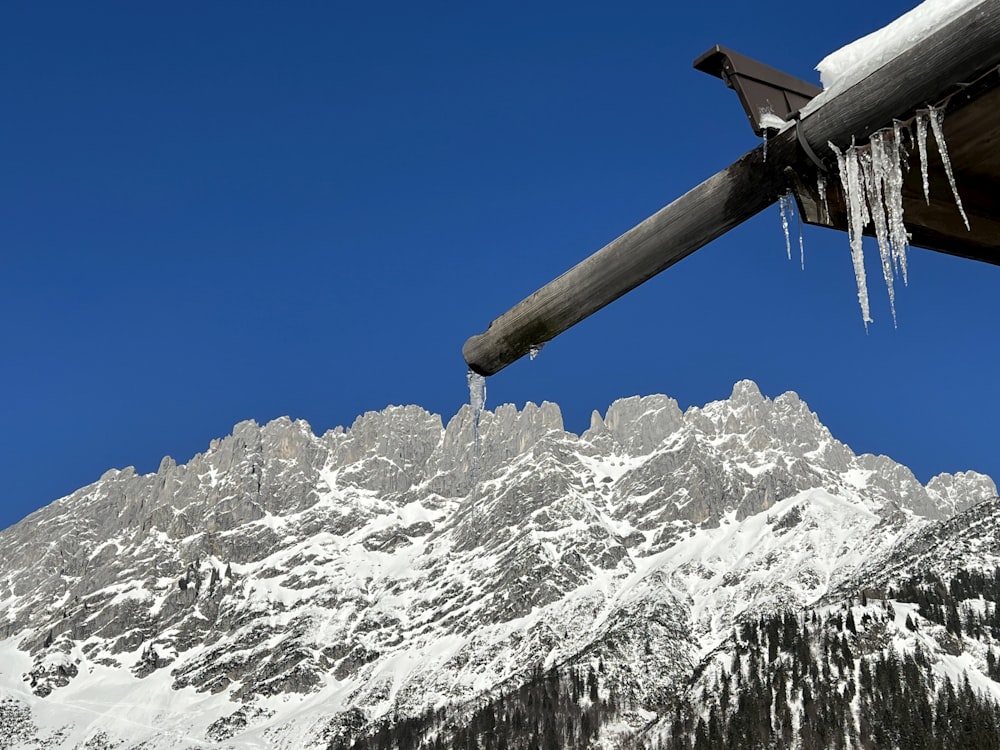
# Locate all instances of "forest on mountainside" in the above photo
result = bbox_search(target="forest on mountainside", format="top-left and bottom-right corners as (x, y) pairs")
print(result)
(337, 569), (1000, 750)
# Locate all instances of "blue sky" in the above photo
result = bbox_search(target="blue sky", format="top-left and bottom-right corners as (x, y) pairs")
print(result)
(3, 1), (997, 531)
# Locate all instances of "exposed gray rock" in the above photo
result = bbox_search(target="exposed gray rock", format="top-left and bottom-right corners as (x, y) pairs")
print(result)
(926, 470), (997, 516)
(601, 394), (683, 454)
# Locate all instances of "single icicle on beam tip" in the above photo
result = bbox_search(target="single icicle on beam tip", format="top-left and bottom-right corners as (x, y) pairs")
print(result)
(467, 370), (487, 484)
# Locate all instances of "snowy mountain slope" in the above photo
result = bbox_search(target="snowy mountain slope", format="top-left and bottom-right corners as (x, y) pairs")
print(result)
(0, 380), (994, 748)
(837, 495), (1000, 601)
(627, 493), (1000, 750)
(633, 585), (1000, 750)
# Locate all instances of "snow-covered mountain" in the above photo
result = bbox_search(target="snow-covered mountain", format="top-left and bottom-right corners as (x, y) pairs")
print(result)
(0, 380), (996, 749)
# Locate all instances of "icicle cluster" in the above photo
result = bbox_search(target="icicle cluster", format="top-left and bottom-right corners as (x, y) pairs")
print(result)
(467, 370), (487, 483)
(826, 106), (967, 328)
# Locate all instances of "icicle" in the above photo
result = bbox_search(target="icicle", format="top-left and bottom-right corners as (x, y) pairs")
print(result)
(844, 144), (873, 327)
(854, 143), (871, 230)
(893, 119), (909, 174)
(865, 131), (897, 325)
(775, 187), (804, 268)
(467, 370), (487, 483)
(927, 106), (970, 230)
(916, 113), (931, 205)
(831, 141), (872, 328)
(778, 192), (793, 260)
(887, 122), (910, 286)
(762, 129), (768, 162)
(817, 173), (830, 226)
(528, 345), (543, 360)
(798, 219), (805, 271)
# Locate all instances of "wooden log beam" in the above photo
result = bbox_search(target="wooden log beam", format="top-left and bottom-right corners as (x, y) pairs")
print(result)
(463, 2), (1000, 376)
(462, 141), (791, 376)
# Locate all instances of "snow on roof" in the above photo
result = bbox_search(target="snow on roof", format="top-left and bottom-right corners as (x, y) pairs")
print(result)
(802, 0), (989, 116)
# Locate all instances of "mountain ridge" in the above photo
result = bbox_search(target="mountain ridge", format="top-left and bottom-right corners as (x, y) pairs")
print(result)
(0, 379), (996, 748)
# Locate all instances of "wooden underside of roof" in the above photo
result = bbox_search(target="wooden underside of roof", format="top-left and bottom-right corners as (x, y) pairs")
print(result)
(792, 70), (1000, 266)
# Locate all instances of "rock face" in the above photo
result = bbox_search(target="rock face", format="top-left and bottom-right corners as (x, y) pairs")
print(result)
(0, 380), (995, 748)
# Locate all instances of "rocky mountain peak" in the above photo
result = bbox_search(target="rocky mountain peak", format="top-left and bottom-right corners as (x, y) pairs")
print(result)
(729, 377), (765, 404)
(600, 394), (683, 454)
(926, 469), (998, 516)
